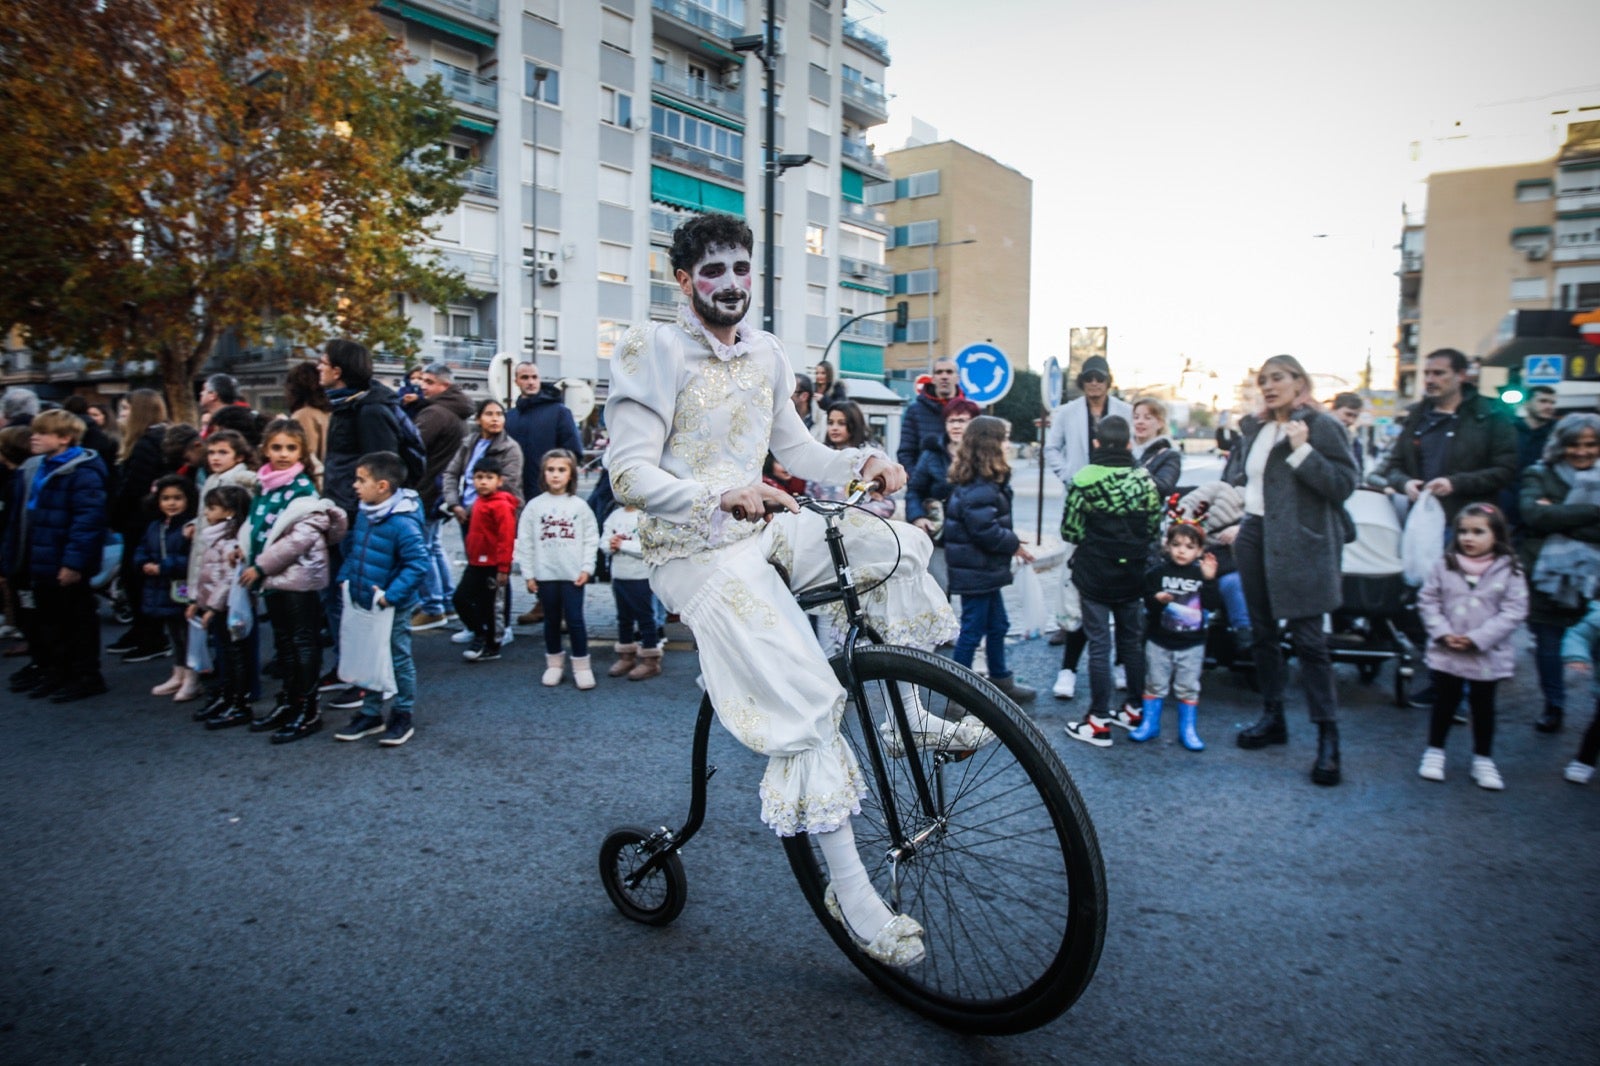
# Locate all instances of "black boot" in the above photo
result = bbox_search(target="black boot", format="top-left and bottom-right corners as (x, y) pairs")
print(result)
(247, 692), (294, 733)
(1237, 702), (1287, 749)
(1311, 721), (1341, 786)
(270, 695), (323, 745)
(193, 689), (230, 722)
(204, 691), (254, 730)
(1534, 704), (1564, 734)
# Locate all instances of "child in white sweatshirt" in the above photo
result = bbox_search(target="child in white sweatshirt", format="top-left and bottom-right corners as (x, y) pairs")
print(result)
(601, 503), (663, 680)
(515, 449), (600, 689)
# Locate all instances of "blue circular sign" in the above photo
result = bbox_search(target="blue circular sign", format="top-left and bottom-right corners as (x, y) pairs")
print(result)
(955, 343), (1013, 405)
(1042, 356), (1063, 409)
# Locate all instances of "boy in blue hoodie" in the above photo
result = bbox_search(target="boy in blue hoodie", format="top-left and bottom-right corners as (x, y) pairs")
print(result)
(334, 451), (429, 746)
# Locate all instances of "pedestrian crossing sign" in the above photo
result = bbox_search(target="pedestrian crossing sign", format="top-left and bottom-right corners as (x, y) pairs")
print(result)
(1523, 354), (1564, 385)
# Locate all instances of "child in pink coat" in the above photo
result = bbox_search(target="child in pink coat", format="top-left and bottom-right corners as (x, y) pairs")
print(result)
(1415, 503), (1528, 791)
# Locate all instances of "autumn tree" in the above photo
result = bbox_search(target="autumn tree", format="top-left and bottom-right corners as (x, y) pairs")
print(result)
(0, 0), (469, 422)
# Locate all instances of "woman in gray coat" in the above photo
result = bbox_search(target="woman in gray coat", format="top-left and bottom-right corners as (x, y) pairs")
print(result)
(1224, 355), (1358, 786)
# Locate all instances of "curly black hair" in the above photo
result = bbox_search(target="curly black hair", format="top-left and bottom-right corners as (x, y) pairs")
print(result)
(668, 213), (754, 276)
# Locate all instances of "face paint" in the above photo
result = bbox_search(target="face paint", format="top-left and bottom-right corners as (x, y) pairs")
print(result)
(686, 243), (753, 328)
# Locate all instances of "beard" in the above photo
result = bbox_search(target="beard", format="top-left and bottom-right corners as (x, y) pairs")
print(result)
(692, 286), (750, 328)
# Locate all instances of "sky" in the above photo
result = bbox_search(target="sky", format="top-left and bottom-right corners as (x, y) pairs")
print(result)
(862, 0), (1600, 403)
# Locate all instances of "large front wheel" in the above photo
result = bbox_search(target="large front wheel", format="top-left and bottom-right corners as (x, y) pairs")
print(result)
(782, 646), (1106, 1035)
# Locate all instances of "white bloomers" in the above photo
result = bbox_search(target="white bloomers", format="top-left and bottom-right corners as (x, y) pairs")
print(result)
(650, 506), (956, 837)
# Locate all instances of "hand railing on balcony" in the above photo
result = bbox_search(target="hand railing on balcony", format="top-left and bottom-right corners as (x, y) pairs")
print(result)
(842, 18), (890, 61)
(839, 314), (889, 343)
(429, 338), (498, 367)
(650, 280), (682, 313)
(421, 0), (498, 22)
(841, 201), (887, 228)
(462, 164), (497, 196)
(1399, 252), (1423, 272)
(652, 0), (742, 41)
(432, 60), (497, 111)
(840, 77), (888, 115)
(840, 138), (886, 172)
(436, 248), (499, 283)
(839, 256), (890, 289)
(651, 206), (699, 240)
(651, 135), (744, 182)
(652, 65), (743, 115)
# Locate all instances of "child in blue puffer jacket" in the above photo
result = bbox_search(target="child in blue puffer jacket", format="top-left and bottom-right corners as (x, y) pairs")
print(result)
(1562, 601), (1600, 786)
(137, 475), (200, 701)
(945, 416), (1035, 702)
(334, 451), (429, 747)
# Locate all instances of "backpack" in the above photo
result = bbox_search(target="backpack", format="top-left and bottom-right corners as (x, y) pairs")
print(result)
(381, 400), (429, 490)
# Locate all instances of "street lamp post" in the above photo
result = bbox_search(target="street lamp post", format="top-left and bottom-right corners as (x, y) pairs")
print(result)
(925, 238), (977, 371)
(526, 63), (549, 399)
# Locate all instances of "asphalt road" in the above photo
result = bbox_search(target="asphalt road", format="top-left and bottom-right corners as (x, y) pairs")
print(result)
(3, 597), (1598, 1063)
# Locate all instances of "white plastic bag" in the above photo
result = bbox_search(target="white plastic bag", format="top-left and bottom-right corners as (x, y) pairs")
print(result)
(226, 568), (254, 641)
(1401, 492), (1446, 587)
(1011, 558), (1047, 639)
(1056, 544), (1083, 633)
(185, 616), (213, 673)
(337, 583), (397, 698)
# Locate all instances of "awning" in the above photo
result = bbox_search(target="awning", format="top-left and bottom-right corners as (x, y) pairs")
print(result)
(839, 341), (886, 380)
(1510, 226), (1552, 238)
(649, 167), (745, 216)
(378, 1), (496, 47)
(840, 168), (864, 204)
(454, 116), (496, 134)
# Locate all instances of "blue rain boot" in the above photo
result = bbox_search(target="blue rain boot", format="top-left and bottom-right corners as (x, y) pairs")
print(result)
(1129, 697), (1162, 742)
(1178, 700), (1205, 751)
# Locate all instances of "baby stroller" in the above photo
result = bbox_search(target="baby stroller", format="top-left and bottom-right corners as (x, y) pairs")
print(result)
(1308, 488), (1417, 707)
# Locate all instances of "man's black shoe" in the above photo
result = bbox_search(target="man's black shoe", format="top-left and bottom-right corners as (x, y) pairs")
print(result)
(50, 676), (109, 704)
(121, 642), (171, 664)
(9, 662), (43, 692)
(1237, 703), (1288, 749)
(248, 694), (295, 733)
(105, 630), (140, 655)
(325, 686), (366, 710)
(1311, 722), (1342, 786)
(193, 690), (230, 722)
(1406, 685), (1436, 710)
(316, 670), (345, 692)
(1535, 705), (1564, 734)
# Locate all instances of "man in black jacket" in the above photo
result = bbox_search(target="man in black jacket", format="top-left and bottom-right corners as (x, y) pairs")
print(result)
(1384, 349), (1516, 524)
(410, 363), (473, 629)
(504, 361), (582, 625)
(896, 358), (965, 468)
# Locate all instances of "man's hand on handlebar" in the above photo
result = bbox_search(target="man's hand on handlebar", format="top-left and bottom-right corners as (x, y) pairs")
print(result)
(861, 455), (906, 495)
(722, 482), (799, 522)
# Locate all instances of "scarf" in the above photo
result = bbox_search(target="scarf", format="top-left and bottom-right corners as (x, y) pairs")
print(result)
(27, 446), (84, 510)
(1453, 552), (1495, 577)
(359, 489), (406, 521)
(1531, 464), (1600, 608)
(258, 462), (306, 493)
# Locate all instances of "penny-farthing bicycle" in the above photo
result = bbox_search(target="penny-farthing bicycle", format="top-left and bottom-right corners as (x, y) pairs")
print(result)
(599, 484), (1106, 1035)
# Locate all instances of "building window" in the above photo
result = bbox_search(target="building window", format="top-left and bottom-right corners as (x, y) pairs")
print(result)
(524, 310), (560, 354)
(1510, 277), (1548, 301)
(806, 284), (827, 316)
(434, 306), (477, 338)
(805, 224), (826, 256)
(526, 0), (559, 24)
(893, 268), (937, 295)
(892, 220), (939, 247)
(650, 105), (745, 179)
(524, 62), (561, 104)
(901, 317), (937, 344)
(601, 86), (634, 128)
(523, 226), (559, 269)
(864, 182), (894, 206)
(600, 8), (632, 52)
(1515, 180), (1552, 202)
(598, 320), (630, 361)
(598, 165), (632, 207)
(807, 97), (830, 134)
(1559, 282), (1600, 310)
(598, 242), (631, 283)
(520, 144), (560, 189)
(895, 170), (940, 198)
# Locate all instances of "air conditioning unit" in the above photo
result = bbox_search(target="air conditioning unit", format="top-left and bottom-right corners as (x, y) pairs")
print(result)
(722, 66), (741, 90)
(538, 264), (562, 286)
(1527, 246), (1547, 261)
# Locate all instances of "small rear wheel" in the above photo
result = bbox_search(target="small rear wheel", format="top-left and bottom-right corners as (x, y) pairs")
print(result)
(599, 826), (687, 926)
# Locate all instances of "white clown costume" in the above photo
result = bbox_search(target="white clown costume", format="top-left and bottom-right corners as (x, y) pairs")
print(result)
(605, 306), (958, 838)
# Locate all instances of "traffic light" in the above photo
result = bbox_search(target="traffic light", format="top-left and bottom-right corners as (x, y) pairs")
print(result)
(1499, 368), (1523, 406)
(894, 300), (909, 329)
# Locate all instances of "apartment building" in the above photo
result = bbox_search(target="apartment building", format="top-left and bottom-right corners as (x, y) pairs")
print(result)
(1, 0), (896, 412)
(1396, 111), (1600, 398)
(878, 140), (1031, 386)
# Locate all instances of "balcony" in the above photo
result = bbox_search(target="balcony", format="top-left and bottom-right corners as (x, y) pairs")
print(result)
(652, 0), (742, 42)
(436, 247), (499, 288)
(842, 18), (890, 63)
(413, 0), (498, 22)
(841, 200), (888, 231)
(839, 256), (890, 291)
(652, 65), (744, 119)
(431, 60), (496, 111)
(1555, 241), (1600, 263)
(1399, 252), (1422, 273)
(650, 280), (681, 319)
(840, 137), (889, 180)
(427, 337), (497, 367)
(462, 164), (497, 196)
(840, 77), (889, 123)
(652, 135), (744, 182)
(840, 314), (889, 343)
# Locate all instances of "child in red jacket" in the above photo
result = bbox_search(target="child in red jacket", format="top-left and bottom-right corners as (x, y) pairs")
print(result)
(452, 456), (517, 661)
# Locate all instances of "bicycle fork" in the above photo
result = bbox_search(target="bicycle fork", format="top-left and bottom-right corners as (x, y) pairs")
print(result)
(624, 694), (718, 888)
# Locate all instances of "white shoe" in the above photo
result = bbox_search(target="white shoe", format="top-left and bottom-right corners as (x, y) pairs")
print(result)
(878, 714), (994, 758)
(571, 655), (596, 690)
(1565, 760), (1595, 785)
(151, 670), (183, 696)
(542, 652), (565, 687)
(1418, 747), (1445, 782)
(1113, 664), (1128, 690)
(1052, 669), (1077, 700)
(501, 628), (515, 646)
(1470, 756), (1504, 791)
(451, 629), (475, 645)
(824, 883), (925, 968)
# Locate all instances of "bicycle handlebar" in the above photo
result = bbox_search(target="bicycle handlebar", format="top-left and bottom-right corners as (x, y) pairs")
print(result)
(731, 477), (885, 521)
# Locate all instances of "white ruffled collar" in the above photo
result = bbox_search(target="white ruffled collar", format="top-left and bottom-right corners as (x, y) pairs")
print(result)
(677, 304), (752, 361)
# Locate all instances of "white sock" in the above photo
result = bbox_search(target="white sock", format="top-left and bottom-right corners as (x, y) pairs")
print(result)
(893, 681), (952, 733)
(816, 817), (893, 939)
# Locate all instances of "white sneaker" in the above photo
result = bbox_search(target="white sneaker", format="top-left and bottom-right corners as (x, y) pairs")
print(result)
(1418, 747), (1446, 782)
(1113, 664), (1128, 690)
(1063, 717), (1112, 748)
(1565, 760), (1595, 785)
(1470, 756), (1504, 791)
(451, 629), (475, 645)
(501, 628), (515, 646)
(1052, 669), (1077, 700)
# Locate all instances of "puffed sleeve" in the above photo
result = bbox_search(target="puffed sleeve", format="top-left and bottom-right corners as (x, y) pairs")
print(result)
(603, 324), (721, 532)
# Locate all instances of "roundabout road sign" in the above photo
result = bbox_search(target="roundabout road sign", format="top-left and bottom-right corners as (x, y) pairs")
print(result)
(955, 343), (1013, 405)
